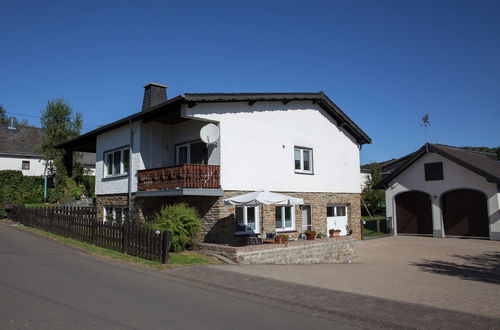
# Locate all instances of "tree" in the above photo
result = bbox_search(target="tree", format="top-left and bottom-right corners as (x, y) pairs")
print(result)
(361, 163), (385, 217)
(39, 98), (83, 188)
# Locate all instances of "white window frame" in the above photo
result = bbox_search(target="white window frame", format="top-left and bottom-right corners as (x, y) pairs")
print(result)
(175, 143), (190, 164)
(103, 206), (128, 223)
(175, 140), (207, 165)
(275, 205), (295, 232)
(235, 205), (260, 233)
(104, 147), (129, 178)
(294, 146), (313, 174)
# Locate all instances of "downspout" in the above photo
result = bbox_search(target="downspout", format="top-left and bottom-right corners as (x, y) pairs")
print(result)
(128, 118), (133, 220)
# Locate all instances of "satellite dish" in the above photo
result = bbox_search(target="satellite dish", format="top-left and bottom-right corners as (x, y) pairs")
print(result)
(200, 123), (220, 145)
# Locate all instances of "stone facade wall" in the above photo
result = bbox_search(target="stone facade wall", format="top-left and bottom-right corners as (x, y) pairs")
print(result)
(95, 190), (361, 245)
(200, 237), (357, 264)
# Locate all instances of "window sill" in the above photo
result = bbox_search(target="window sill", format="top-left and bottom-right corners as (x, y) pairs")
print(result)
(294, 171), (314, 175)
(275, 229), (297, 233)
(102, 174), (129, 180)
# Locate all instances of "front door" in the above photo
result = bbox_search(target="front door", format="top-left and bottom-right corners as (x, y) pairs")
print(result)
(327, 205), (348, 235)
(301, 205), (312, 231)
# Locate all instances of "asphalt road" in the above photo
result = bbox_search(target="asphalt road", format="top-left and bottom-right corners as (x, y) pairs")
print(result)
(0, 222), (355, 330)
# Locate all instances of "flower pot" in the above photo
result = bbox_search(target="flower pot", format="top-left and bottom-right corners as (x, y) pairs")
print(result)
(334, 231), (340, 237)
(329, 231), (334, 238)
(305, 233), (316, 240)
(274, 236), (286, 244)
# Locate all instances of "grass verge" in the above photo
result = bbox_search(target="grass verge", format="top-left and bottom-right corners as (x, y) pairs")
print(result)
(15, 223), (218, 270)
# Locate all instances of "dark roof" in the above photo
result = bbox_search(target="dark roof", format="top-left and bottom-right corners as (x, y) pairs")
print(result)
(0, 125), (43, 157)
(78, 152), (95, 166)
(375, 143), (500, 188)
(57, 92), (372, 152)
(361, 151), (419, 175)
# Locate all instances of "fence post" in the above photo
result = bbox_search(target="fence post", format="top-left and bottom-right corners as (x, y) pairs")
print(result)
(376, 219), (381, 234)
(161, 231), (170, 264)
(91, 219), (96, 245)
(48, 208), (52, 232)
(68, 208), (73, 239)
(122, 223), (128, 254)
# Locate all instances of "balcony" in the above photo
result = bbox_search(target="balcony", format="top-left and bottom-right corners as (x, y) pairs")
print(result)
(137, 164), (221, 193)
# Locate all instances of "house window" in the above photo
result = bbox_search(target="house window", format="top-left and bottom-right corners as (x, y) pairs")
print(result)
(22, 161), (30, 170)
(175, 141), (208, 165)
(425, 162), (443, 181)
(103, 206), (129, 223)
(294, 147), (313, 174)
(327, 206), (346, 217)
(275, 206), (295, 231)
(235, 206), (260, 232)
(104, 147), (129, 177)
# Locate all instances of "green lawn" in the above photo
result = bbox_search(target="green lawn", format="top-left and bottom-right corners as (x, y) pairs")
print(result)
(363, 227), (388, 237)
(16, 224), (219, 269)
(24, 203), (58, 208)
(362, 217), (391, 238)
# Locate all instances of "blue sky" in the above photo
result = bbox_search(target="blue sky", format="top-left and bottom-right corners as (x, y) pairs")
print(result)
(1, 0), (499, 164)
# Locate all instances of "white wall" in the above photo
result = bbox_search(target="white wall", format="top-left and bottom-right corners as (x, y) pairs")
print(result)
(385, 152), (499, 239)
(95, 122), (143, 195)
(0, 155), (46, 176)
(183, 101), (361, 193)
(140, 120), (220, 169)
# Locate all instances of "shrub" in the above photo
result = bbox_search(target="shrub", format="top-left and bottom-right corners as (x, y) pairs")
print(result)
(0, 171), (45, 216)
(145, 203), (202, 252)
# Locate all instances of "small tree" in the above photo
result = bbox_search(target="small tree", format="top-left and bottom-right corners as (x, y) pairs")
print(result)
(145, 203), (202, 252)
(39, 98), (82, 189)
(361, 163), (385, 216)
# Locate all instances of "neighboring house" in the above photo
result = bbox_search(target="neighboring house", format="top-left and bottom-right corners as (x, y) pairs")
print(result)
(0, 124), (96, 177)
(59, 83), (371, 245)
(0, 124), (46, 175)
(78, 152), (96, 176)
(375, 143), (500, 241)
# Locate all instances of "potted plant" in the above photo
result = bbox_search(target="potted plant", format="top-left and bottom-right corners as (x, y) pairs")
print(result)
(304, 230), (316, 240)
(333, 229), (341, 237)
(274, 234), (289, 244)
(317, 232), (326, 239)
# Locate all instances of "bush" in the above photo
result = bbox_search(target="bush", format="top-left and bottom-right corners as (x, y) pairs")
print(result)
(0, 171), (45, 216)
(145, 203), (202, 252)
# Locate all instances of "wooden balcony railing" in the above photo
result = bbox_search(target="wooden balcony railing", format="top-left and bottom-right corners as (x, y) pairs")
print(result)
(137, 164), (221, 191)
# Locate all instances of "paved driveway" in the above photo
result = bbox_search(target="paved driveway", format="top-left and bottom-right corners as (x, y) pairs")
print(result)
(212, 236), (500, 318)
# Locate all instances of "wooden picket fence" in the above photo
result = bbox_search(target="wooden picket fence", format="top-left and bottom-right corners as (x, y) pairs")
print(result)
(11, 206), (170, 263)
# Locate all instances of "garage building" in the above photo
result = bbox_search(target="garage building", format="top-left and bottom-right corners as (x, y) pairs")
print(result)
(376, 144), (500, 240)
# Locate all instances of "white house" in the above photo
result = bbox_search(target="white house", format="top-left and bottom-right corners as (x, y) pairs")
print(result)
(0, 125), (47, 176)
(375, 144), (500, 241)
(0, 124), (96, 177)
(59, 83), (371, 245)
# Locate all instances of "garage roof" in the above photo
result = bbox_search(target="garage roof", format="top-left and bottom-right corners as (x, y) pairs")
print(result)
(375, 143), (500, 188)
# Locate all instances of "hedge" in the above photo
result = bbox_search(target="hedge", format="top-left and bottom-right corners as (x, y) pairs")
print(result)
(0, 170), (45, 216)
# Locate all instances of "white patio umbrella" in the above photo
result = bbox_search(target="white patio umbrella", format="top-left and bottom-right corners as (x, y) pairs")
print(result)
(223, 190), (304, 206)
(224, 191), (304, 239)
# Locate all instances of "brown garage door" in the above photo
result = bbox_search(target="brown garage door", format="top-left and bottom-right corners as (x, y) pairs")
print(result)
(395, 191), (433, 235)
(442, 189), (489, 237)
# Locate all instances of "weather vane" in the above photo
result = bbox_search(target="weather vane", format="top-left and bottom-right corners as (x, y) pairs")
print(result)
(420, 114), (431, 143)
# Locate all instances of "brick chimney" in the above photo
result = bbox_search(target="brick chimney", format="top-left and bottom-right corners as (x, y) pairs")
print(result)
(142, 82), (167, 111)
